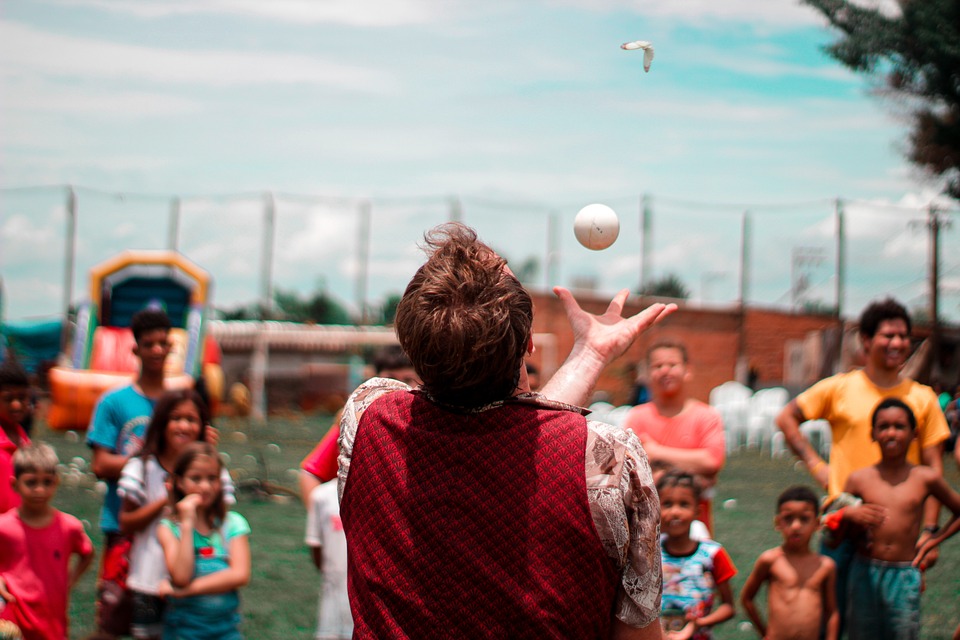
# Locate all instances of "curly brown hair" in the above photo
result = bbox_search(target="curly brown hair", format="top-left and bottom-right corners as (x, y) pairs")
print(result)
(395, 223), (533, 408)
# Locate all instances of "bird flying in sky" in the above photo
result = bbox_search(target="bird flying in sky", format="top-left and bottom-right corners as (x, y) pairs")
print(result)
(621, 40), (654, 72)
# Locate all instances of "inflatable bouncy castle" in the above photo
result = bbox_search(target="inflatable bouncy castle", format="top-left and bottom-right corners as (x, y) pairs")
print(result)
(47, 251), (223, 430)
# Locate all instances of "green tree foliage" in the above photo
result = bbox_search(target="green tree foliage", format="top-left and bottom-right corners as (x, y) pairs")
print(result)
(802, 0), (960, 198)
(273, 287), (352, 324)
(640, 274), (690, 299)
(379, 294), (402, 325)
(218, 287), (352, 324)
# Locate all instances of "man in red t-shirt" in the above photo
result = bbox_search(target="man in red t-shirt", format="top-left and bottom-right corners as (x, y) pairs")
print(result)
(624, 340), (725, 532)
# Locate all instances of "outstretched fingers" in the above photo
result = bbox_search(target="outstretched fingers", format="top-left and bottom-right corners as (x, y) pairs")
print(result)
(605, 289), (631, 316)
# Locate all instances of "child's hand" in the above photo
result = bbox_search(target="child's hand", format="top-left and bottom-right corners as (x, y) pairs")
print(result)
(666, 621), (697, 640)
(176, 493), (204, 522)
(0, 576), (14, 603)
(204, 424), (220, 447)
(913, 537), (939, 568)
(157, 579), (174, 598)
(843, 503), (886, 529)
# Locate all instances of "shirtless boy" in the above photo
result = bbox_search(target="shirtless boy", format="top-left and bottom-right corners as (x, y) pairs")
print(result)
(740, 486), (838, 640)
(839, 398), (960, 640)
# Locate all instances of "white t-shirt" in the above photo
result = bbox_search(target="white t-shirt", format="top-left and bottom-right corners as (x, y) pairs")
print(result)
(119, 455), (236, 595)
(305, 481), (352, 640)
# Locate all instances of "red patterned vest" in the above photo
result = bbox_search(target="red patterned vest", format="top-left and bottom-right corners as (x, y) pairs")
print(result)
(340, 390), (620, 639)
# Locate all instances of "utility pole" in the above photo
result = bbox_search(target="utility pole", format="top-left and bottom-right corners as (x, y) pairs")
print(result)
(356, 199), (372, 325)
(927, 205), (948, 372)
(260, 192), (276, 320)
(640, 194), (652, 294)
(62, 186), (78, 352)
(909, 203), (951, 382)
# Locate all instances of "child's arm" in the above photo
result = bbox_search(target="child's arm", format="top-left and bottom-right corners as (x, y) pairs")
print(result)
(913, 473), (960, 566)
(739, 553), (772, 638)
(822, 559), (839, 640)
(89, 445), (130, 481)
(119, 496), (168, 535)
(69, 549), (95, 589)
(157, 520), (195, 588)
(839, 475), (886, 531)
(164, 532), (250, 597)
(686, 580), (735, 637)
(158, 494), (203, 587)
(0, 576), (14, 603)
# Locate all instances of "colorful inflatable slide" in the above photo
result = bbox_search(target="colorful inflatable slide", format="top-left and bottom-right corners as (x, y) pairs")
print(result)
(47, 250), (223, 430)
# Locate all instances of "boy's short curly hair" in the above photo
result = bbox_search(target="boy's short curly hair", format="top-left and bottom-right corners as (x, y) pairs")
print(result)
(130, 308), (172, 343)
(13, 442), (59, 477)
(858, 297), (911, 338)
(0, 357), (29, 390)
(371, 345), (414, 375)
(776, 485), (819, 512)
(871, 397), (917, 430)
(395, 223), (533, 409)
(655, 469), (703, 502)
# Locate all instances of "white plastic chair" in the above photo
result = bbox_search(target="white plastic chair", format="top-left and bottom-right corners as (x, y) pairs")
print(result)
(588, 401), (615, 425)
(606, 405), (632, 428)
(800, 419), (832, 458)
(745, 387), (789, 452)
(709, 381), (752, 453)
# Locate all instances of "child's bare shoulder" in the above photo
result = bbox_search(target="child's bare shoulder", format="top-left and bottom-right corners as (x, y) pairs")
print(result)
(909, 463), (936, 481)
(755, 546), (784, 567)
(816, 553), (836, 572)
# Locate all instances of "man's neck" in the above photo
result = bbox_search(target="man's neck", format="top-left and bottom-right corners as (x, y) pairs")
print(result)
(653, 394), (688, 418)
(137, 370), (166, 398)
(863, 364), (902, 388)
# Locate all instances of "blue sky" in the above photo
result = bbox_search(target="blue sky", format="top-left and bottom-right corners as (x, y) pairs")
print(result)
(2, 0), (958, 323)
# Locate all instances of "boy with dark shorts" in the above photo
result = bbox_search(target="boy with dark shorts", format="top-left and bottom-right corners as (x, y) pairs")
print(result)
(835, 398), (960, 640)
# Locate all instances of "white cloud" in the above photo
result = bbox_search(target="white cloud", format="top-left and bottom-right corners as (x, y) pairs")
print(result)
(1, 78), (202, 118)
(547, 0), (820, 27)
(46, 0), (446, 27)
(0, 21), (393, 90)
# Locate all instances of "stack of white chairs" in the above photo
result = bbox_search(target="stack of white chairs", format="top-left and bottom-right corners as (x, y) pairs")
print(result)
(708, 381), (753, 453)
(606, 405), (632, 428)
(800, 419), (832, 458)
(745, 386), (789, 452)
(770, 418), (832, 459)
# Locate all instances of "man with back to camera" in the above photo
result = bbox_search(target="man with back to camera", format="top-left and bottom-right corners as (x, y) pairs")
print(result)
(337, 223), (676, 639)
(775, 297), (949, 632)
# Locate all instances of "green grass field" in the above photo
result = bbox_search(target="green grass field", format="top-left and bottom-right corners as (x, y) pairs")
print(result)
(35, 415), (959, 639)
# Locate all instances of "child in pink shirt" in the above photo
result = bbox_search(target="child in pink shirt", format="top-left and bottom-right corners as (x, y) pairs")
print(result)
(0, 359), (32, 514)
(0, 443), (94, 640)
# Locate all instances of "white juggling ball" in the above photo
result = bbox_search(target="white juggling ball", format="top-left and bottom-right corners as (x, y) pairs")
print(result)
(574, 203), (620, 250)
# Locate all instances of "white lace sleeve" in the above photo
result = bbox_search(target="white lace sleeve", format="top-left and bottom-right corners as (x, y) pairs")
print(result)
(337, 377), (410, 502)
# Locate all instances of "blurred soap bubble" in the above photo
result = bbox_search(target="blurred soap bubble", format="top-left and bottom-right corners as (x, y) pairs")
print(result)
(65, 430), (79, 443)
(267, 443), (281, 454)
(723, 499), (737, 510)
(231, 432), (248, 444)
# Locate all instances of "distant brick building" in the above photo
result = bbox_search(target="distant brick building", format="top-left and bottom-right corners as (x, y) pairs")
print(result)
(530, 290), (838, 405)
